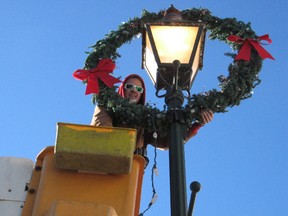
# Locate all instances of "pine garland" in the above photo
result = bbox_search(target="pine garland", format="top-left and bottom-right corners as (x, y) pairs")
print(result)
(83, 8), (264, 136)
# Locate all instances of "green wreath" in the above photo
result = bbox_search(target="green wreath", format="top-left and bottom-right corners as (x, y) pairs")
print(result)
(79, 8), (273, 136)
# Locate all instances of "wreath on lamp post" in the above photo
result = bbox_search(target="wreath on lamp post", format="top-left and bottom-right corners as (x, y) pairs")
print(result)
(74, 8), (274, 136)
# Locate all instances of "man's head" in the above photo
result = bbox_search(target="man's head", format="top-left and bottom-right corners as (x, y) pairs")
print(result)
(118, 74), (146, 105)
(124, 77), (143, 104)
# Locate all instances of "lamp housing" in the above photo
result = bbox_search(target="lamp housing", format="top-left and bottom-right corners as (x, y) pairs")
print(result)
(142, 11), (206, 91)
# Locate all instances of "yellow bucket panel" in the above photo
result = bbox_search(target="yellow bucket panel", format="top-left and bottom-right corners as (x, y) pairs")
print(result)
(47, 200), (118, 216)
(55, 123), (137, 174)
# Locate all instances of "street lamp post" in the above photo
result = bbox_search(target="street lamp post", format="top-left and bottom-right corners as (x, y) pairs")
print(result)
(142, 5), (206, 216)
(166, 60), (187, 216)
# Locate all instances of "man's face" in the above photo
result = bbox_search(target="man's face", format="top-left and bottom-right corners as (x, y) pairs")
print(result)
(124, 78), (143, 104)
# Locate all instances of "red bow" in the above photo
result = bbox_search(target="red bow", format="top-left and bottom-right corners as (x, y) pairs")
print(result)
(73, 58), (121, 95)
(227, 34), (275, 61)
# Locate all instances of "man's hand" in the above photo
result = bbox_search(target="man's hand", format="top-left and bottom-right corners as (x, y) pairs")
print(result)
(199, 110), (214, 125)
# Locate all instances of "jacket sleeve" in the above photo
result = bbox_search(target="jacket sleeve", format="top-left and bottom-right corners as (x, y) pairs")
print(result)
(90, 106), (113, 127)
(185, 122), (202, 142)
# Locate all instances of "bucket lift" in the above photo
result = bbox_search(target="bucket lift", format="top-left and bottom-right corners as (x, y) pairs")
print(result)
(1, 123), (145, 216)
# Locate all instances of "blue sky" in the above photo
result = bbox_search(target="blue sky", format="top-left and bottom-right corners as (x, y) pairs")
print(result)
(1, 1), (287, 215)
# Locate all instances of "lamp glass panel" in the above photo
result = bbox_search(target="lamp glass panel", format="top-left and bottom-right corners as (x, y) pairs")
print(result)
(191, 36), (203, 83)
(144, 32), (158, 85)
(150, 25), (199, 64)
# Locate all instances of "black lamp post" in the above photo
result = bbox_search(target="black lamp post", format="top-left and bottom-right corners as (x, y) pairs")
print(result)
(142, 5), (206, 216)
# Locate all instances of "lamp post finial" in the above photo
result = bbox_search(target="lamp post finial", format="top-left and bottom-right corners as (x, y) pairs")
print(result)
(164, 5), (182, 20)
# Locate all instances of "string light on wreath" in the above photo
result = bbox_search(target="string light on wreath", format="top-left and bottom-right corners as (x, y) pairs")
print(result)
(73, 7), (274, 136)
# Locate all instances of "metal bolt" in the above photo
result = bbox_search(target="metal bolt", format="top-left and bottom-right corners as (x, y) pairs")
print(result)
(28, 188), (35, 194)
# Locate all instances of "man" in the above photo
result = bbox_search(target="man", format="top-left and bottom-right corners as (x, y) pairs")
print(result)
(91, 74), (213, 155)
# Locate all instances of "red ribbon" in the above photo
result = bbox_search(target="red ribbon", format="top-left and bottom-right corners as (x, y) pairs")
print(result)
(227, 34), (275, 61)
(73, 58), (121, 95)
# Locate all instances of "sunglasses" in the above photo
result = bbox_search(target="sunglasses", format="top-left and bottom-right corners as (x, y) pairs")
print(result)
(124, 83), (144, 93)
